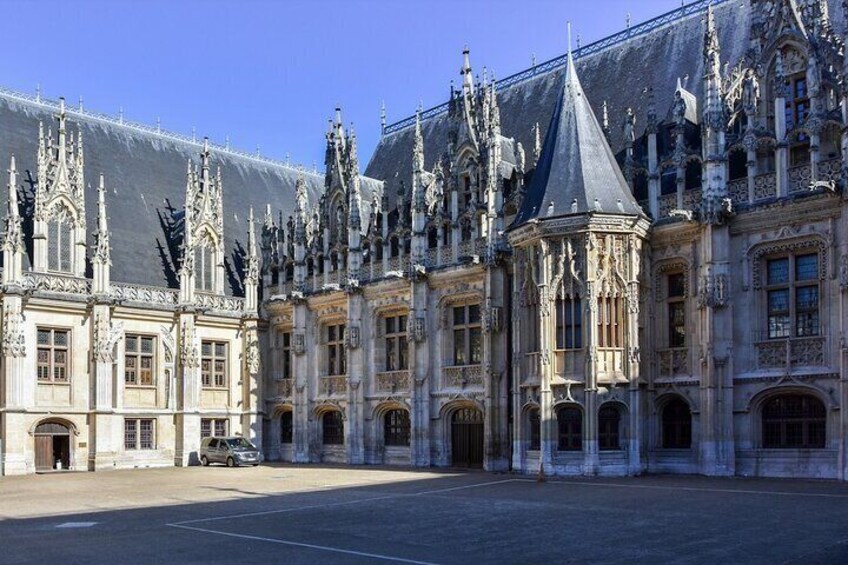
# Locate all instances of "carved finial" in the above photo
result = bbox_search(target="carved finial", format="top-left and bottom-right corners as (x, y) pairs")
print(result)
(380, 100), (387, 133)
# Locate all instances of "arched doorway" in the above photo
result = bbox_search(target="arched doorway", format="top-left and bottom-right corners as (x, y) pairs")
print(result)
(451, 407), (483, 468)
(34, 421), (71, 472)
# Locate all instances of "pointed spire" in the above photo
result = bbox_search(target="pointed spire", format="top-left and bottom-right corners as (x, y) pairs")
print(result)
(514, 33), (642, 224)
(94, 174), (110, 265)
(461, 45), (474, 96)
(246, 207), (259, 286)
(380, 101), (387, 134)
(532, 122), (542, 164)
(703, 2), (724, 131)
(294, 173), (309, 244)
(264, 203), (274, 230)
(413, 108), (425, 174)
(3, 155), (22, 254)
(602, 100), (611, 141)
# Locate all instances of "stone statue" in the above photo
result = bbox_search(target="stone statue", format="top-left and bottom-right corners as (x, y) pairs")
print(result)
(623, 108), (636, 145)
(673, 90), (687, 127)
(742, 69), (760, 116)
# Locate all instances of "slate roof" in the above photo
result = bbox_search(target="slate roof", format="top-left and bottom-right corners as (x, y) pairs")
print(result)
(513, 51), (643, 225)
(364, 0), (759, 206)
(0, 94), (326, 296)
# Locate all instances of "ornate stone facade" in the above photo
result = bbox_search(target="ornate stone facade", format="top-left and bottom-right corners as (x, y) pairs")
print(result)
(3, 0), (848, 481)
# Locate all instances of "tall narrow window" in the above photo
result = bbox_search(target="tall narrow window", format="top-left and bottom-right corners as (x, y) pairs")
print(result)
(326, 324), (346, 376)
(555, 297), (582, 349)
(384, 315), (408, 371)
(201, 341), (228, 388)
(528, 409), (541, 450)
(47, 218), (72, 272)
(784, 74), (809, 132)
(662, 397), (692, 449)
(37, 328), (70, 383)
(596, 297), (624, 348)
(452, 304), (482, 365)
(556, 406), (582, 451)
(667, 273), (686, 348)
(766, 253), (819, 339)
(125, 335), (155, 386)
(383, 409), (411, 446)
(280, 411), (293, 444)
(280, 331), (292, 379)
(195, 244), (215, 292)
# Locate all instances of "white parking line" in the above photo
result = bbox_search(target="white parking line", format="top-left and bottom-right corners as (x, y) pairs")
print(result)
(170, 523), (439, 565)
(168, 478), (519, 526)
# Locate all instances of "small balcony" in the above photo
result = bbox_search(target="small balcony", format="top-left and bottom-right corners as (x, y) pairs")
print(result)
(319, 375), (348, 397)
(442, 364), (483, 389)
(755, 336), (825, 370)
(375, 370), (411, 394)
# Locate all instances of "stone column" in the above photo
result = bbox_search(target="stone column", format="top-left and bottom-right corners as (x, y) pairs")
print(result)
(583, 235), (600, 476)
(775, 94), (789, 197)
(647, 131), (659, 219)
(346, 291), (365, 464)
(483, 264), (509, 471)
(1, 290), (30, 475)
(537, 241), (554, 474)
(88, 303), (122, 471)
(292, 300), (310, 463)
(409, 275), (431, 467)
(175, 310), (201, 466)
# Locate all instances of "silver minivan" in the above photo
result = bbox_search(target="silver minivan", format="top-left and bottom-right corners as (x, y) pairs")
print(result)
(200, 436), (262, 467)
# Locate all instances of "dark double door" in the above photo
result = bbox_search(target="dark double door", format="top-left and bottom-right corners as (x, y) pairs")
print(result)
(451, 408), (483, 468)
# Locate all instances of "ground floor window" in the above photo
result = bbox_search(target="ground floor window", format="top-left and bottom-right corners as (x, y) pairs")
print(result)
(201, 418), (229, 438)
(598, 405), (621, 450)
(762, 394), (826, 448)
(280, 411), (293, 444)
(125, 418), (155, 450)
(528, 409), (541, 450)
(322, 411), (344, 445)
(661, 397), (691, 449)
(556, 406), (582, 451)
(383, 409), (411, 446)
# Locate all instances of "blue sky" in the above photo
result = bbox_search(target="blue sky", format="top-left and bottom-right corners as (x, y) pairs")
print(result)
(1, 0), (686, 171)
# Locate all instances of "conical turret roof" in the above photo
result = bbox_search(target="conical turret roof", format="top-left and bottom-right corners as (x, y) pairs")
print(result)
(513, 50), (643, 225)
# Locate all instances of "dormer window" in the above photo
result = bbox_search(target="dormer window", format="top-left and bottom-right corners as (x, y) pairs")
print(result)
(47, 217), (72, 273)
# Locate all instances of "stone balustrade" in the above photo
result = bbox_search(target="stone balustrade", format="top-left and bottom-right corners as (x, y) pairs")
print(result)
(442, 364), (483, 389)
(375, 370), (411, 394)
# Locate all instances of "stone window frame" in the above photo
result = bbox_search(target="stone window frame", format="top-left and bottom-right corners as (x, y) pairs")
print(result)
(750, 237), (827, 343)
(124, 333), (157, 388)
(36, 326), (71, 384)
(654, 260), (691, 350)
(124, 418), (156, 451)
(323, 321), (347, 377)
(438, 293), (483, 368)
(200, 418), (228, 438)
(201, 340), (229, 389)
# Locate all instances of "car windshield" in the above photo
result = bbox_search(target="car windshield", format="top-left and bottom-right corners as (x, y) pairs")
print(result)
(226, 438), (255, 449)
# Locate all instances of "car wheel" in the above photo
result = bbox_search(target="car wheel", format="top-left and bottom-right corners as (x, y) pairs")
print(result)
(227, 457), (236, 468)
(252, 464), (259, 467)
(201, 456), (209, 466)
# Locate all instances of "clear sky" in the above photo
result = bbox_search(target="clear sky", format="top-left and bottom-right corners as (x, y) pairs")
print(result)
(1, 0), (687, 171)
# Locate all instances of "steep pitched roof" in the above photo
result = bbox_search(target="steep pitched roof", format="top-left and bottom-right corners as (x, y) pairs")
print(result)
(364, 0), (756, 205)
(513, 50), (643, 225)
(0, 94), (326, 295)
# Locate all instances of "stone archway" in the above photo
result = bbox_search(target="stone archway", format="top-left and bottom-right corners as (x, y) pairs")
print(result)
(450, 407), (484, 468)
(34, 421), (72, 472)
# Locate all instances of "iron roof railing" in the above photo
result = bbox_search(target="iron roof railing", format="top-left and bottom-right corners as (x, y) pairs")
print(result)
(0, 85), (323, 178)
(382, 0), (728, 136)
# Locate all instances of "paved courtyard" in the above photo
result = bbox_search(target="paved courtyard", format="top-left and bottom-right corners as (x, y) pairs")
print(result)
(1, 465), (847, 564)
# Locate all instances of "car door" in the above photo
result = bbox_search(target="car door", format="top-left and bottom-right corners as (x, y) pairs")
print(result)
(208, 438), (220, 463)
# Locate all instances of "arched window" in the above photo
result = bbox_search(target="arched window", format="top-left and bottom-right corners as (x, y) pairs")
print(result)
(280, 411), (293, 444)
(762, 394), (825, 448)
(383, 409), (410, 446)
(322, 411), (344, 445)
(47, 218), (72, 272)
(528, 408), (540, 450)
(598, 405), (621, 450)
(662, 397), (691, 449)
(428, 227), (439, 249)
(556, 406), (582, 451)
(194, 244), (215, 292)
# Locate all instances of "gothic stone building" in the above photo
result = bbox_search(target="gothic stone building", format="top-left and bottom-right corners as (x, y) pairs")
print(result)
(2, 0), (848, 481)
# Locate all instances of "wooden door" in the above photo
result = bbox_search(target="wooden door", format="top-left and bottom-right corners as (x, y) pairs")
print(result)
(35, 436), (53, 472)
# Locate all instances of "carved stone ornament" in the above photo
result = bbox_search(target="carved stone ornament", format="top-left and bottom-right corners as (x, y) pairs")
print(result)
(1, 304), (26, 358)
(92, 311), (124, 363)
(407, 316), (426, 343)
(293, 332), (306, 356)
(840, 254), (848, 290)
(246, 336), (260, 374)
(346, 325), (360, 349)
(160, 325), (176, 365)
(180, 321), (199, 369)
(697, 273), (728, 309)
(482, 306), (501, 333)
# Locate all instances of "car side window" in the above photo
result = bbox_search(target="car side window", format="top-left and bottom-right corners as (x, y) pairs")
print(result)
(208, 439), (218, 449)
